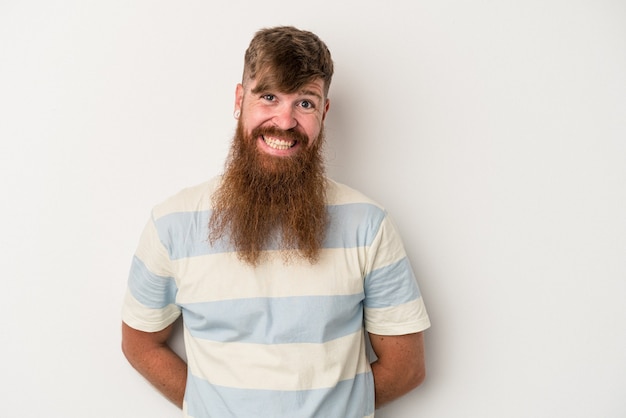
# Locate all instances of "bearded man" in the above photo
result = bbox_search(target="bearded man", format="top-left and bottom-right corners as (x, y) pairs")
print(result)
(122, 26), (430, 418)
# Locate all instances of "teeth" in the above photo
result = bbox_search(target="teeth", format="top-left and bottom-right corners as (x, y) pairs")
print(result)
(263, 136), (295, 150)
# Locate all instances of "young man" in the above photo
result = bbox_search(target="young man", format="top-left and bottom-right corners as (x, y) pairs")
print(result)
(122, 26), (430, 418)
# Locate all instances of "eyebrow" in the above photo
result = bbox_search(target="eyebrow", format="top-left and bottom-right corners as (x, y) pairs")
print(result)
(299, 89), (323, 102)
(251, 82), (323, 102)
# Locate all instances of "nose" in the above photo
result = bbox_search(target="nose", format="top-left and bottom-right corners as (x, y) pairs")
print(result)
(272, 104), (297, 130)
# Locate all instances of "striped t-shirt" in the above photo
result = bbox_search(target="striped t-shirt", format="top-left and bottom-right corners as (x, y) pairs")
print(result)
(122, 177), (430, 418)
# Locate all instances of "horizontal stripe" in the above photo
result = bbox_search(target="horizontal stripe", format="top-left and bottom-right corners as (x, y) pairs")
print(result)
(185, 327), (371, 391)
(325, 203), (386, 249)
(122, 289), (181, 332)
(133, 217), (175, 277)
(367, 215), (408, 271)
(173, 248), (364, 304)
(128, 255), (178, 309)
(365, 297), (431, 335)
(184, 371), (374, 418)
(154, 209), (219, 259)
(364, 256), (421, 308)
(325, 179), (379, 207)
(154, 203), (386, 260)
(181, 293), (364, 344)
(151, 179), (216, 219)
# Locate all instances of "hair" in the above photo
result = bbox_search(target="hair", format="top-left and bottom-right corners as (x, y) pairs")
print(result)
(242, 26), (334, 96)
(209, 121), (328, 266)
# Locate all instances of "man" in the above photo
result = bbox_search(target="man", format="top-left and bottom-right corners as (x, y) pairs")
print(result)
(122, 26), (430, 418)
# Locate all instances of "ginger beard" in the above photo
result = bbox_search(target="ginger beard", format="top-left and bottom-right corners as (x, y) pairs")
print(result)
(209, 118), (329, 266)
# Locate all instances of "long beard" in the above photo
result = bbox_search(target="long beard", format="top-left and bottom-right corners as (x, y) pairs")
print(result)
(208, 120), (329, 266)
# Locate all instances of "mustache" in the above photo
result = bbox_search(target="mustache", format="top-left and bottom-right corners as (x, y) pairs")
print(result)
(249, 125), (310, 146)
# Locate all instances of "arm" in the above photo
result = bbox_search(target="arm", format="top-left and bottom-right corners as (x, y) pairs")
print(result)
(369, 331), (426, 409)
(121, 321), (187, 408)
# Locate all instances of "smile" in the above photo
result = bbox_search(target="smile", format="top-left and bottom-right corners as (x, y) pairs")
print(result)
(262, 135), (296, 150)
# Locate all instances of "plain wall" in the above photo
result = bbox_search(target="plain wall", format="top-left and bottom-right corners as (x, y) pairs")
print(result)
(1, 1), (625, 417)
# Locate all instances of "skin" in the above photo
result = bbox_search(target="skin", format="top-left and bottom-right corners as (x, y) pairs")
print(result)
(234, 78), (329, 157)
(369, 331), (426, 408)
(121, 77), (426, 409)
(121, 321), (187, 408)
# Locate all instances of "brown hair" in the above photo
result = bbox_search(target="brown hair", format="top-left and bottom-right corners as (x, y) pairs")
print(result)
(242, 26), (334, 97)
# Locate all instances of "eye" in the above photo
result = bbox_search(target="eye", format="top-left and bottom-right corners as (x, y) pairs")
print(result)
(261, 94), (275, 101)
(300, 100), (316, 110)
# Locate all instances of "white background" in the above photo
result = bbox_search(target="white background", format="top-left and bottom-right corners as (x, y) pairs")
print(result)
(1, 1), (625, 417)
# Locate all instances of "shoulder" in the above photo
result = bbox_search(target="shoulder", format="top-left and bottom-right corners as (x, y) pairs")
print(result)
(151, 177), (221, 220)
(325, 179), (389, 237)
(325, 178), (384, 210)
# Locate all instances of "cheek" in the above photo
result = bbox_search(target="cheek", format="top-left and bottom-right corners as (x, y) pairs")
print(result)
(242, 110), (272, 134)
(305, 121), (323, 145)
(241, 115), (259, 136)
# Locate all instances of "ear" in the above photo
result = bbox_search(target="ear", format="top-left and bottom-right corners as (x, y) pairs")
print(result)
(321, 98), (330, 122)
(234, 83), (244, 113)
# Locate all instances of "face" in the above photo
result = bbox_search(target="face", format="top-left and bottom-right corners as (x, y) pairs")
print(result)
(209, 77), (331, 266)
(234, 77), (330, 159)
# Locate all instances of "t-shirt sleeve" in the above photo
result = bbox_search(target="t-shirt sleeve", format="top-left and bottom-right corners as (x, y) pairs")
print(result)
(363, 214), (430, 335)
(121, 214), (181, 332)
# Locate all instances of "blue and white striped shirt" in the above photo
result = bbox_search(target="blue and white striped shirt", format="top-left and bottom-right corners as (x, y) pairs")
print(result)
(122, 177), (430, 418)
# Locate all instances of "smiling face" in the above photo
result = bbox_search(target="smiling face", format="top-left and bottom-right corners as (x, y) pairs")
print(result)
(208, 26), (334, 265)
(209, 80), (330, 266)
(234, 77), (330, 161)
